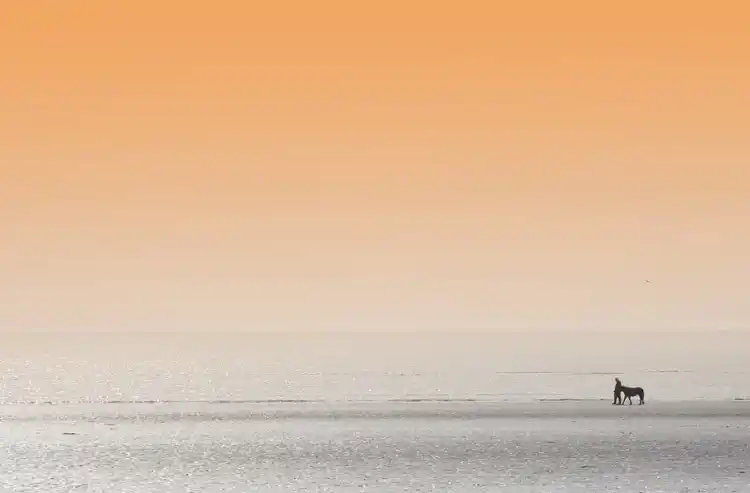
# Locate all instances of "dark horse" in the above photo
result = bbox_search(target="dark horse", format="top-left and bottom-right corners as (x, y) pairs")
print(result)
(613, 377), (645, 405)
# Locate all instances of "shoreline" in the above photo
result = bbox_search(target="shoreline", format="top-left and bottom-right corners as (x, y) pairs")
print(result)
(2, 398), (749, 423)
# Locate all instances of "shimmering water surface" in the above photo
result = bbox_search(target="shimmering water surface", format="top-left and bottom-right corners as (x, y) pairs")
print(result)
(1, 332), (749, 492)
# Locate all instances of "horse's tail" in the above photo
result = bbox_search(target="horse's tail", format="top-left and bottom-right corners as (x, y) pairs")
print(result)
(638, 388), (645, 403)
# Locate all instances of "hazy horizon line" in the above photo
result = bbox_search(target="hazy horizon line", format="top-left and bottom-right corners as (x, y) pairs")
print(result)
(2, 328), (746, 335)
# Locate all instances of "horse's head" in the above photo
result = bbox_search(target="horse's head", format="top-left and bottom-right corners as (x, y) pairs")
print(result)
(615, 377), (622, 386)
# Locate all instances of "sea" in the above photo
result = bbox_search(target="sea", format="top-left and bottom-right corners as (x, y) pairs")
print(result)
(1, 331), (748, 492)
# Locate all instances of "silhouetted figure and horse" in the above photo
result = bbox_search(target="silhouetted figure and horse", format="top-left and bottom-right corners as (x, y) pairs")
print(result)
(613, 377), (645, 405)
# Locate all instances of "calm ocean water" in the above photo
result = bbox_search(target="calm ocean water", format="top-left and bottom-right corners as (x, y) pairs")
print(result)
(0, 332), (748, 404)
(1, 332), (749, 492)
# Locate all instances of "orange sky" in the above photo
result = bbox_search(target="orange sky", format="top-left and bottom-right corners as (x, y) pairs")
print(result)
(1, 1), (748, 332)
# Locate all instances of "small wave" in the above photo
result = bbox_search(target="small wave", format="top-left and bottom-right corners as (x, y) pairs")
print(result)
(495, 371), (611, 375)
(536, 398), (609, 402)
(494, 370), (700, 376)
(386, 398), (478, 403)
(495, 370), (668, 376)
(643, 369), (694, 373)
(0, 397), (496, 406)
(496, 371), (557, 375)
(0, 399), (328, 406)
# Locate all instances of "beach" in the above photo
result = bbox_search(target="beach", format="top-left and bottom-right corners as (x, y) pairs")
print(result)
(2, 400), (749, 492)
(1, 332), (749, 491)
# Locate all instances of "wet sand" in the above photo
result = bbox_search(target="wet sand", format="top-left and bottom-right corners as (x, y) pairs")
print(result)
(1, 400), (749, 492)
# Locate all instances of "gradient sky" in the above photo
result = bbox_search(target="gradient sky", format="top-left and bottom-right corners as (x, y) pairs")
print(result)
(2, 1), (748, 332)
